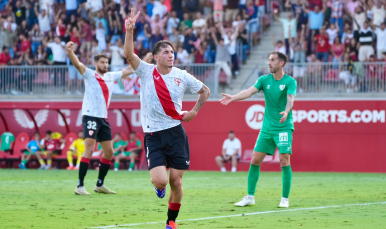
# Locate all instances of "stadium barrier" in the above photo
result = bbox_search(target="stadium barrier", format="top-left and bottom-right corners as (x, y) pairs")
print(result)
(242, 62), (386, 94)
(0, 64), (220, 97)
(0, 100), (385, 172)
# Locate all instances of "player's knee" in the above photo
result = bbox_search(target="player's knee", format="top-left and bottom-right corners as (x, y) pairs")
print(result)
(152, 178), (168, 190)
(280, 158), (290, 167)
(231, 155), (238, 160)
(170, 178), (182, 189)
(250, 156), (262, 166)
(215, 156), (222, 162)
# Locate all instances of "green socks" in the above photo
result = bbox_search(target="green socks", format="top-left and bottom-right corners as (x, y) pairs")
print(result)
(114, 162), (119, 169)
(22, 160), (28, 165)
(282, 165), (292, 198)
(247, 164), (260, 196)
(129, 162), (134, 170)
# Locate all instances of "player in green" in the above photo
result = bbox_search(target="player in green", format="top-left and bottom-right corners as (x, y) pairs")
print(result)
(113, 132), (142, 171)
(1, 132), (15, 152)
(220, 52), (296, 208)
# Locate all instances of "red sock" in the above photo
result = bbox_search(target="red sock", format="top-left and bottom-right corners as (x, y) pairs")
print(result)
(167, 203), (181, 224)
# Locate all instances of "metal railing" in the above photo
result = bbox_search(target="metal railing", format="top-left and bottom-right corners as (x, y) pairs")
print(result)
(242, 62), (386, 95)
(0, 64), (220, 98)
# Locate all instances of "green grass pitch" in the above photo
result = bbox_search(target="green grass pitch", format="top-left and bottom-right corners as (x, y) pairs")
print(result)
(0, 170), (385, 229)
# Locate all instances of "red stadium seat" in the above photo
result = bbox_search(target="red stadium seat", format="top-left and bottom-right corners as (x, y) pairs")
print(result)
(135, 133), (146, 170)
(218, 70), (228, 84)
(120, 132), (128, 141)
(240, 149), (253, 163)
(323, 69), (340, 82)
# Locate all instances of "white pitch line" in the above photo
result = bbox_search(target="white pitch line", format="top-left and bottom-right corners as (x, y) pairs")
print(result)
(90, 201), (386, 229)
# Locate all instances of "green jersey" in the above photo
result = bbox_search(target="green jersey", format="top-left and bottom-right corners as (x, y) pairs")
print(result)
(254, 74), (297, 131)
(113, 140), (127, 149)
(1, 132), (15, 151)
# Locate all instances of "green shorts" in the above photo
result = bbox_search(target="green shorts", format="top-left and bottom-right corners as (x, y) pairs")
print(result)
(24, 150), (39, 156)
(254, 129), (293, 155)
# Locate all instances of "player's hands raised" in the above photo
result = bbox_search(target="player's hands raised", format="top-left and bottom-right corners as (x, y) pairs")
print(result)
(66, 41), (74, 52)
(181, 110), (197, 122)
(220, 93), (233, 105)
(279, 111), (288, 123)
(125, 8), (140, 32)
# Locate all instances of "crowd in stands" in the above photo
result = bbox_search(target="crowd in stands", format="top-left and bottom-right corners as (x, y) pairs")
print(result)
(0, 0), (268, 90)
(272, 0), (386, 92)
(0, 130), (142, 170)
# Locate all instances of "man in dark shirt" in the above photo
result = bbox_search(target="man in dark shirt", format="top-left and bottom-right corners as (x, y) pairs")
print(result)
(150, 26), (163, 50)
(226, 0), (239, 22)
(286, 0), (307, 31)
(8, 0), (26, 25)
(357, 21), (374, 62)
(183, 28), (196, 54)
(26, 0), (38, 28)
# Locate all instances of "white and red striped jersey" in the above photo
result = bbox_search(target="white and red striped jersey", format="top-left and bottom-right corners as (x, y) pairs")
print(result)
(81, 68), (122, 118)
(134, 61), (203, 133)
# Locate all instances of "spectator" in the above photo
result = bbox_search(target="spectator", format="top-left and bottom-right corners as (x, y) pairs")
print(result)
(272, 34), (286, 54)
(215, 131), (241, 173)
(47, 36), (66, 90)
(183, 28), (196, 54)
(168, 27), (179, 43)
(273, 11), (298, 51)
(25, 0), (38, 28)
(186, 0), (200, 13)
(55, 19), (67, 38)
(66, 130), (85, 170)
(146, 0), (154, 17)
(4, 24), (17, 58)
(0, 47), (11, 65)
(302, 0), (326, 52)
(65, 0), (77, 21)
(29, 23), (43, 55)
(150, 26), (164, 49)
(331, 36), (345, 62)
(285, 0), (307, 30)
(195, 42), (206, 63)
(108, 11), (123, 44)
(238, 24), (250, 64)
(341, 23), (354, 45)
(90, 39), (102, 62)
(326, 22), (340, 45)
(232, 14), (246, 28)
(245, 0), (259, 40)
(313, 27), (330, 62)
(18, 132), (45, 169)
(96, 21), (106, 50)
(213, 0), (224, 22)
(211, 27), (233, 85)
(3, 16), (17, 31)
(225, 0), (239, 22)
(109, 38), (125, 71)
(291, 25), (306, 92)
(34, 45), (47, 64)
(330, 0), (344, 34)
(166, 10), (179, 35)
(114, 131), (142, 172)
(203, 0), (213, 18)
(94, 11), (109, 37)
(69, 25), (81, 46)
(347, 37), (359, 61)
(77, 2), (90, 21)
(36, 3), (50, 34)
(145, 13), (168, 35)
(307, 53), (322, 91)
(357, 21), (374, 62)
(86, 0), (103, 15)
(152, 0), (167, 19)
(79, 19), (93, 54)
(67, 42), (82, 94)
(371, 21), (386, 60)
(180, 13), (192, 31)
(371, 0), (385, 27)
(192, 11), (206, 33)
(19, 33), (31, 55)
(176, 46), (189, 65)
(41, 130), (65, 170)
(7, 0), (26, 25)
(219, 24), (240, 75)
(350, 6), (366, 38)
(339, 52), (356, 92)
(17, 20), (29, 37)
(367, 54), (377, 91)
(345, 0), (359, 14)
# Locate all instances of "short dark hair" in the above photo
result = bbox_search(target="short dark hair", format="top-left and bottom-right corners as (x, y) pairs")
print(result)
(78, 130), (83, 133)
(152, 40), (175, 56)
(229, 130), (234, 134)
(269, 51), (288, 66)
(46, 130), (52, 135)
(2, 47), (8, 51)
(382, 52), (386, 56)
(94, 54), (109, 62)
(130, 131), (136, 135)
(370, 54), (375, 58)
(34, 131), (40, 136)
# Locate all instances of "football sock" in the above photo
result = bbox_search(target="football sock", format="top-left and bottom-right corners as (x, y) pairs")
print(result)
(38, 159), (45, 165)
(78, 157), (90, 187)
(167, 203), (181, 224)
(114, 162), (119, 170)
(231, 167), (237, 172)
(22, 160), (28, 165)
(76, 154), (82, 166)
(67, 151), (73, 165)
(69, 163), (74, 166)
(97, 158), (111, 187)
(47, 159), (52, 165)
(282, 165), (292, 198)
(247, 164), (260, 196)
(129, 162), (135, 170)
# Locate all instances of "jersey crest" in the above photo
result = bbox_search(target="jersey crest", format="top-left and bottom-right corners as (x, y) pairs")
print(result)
(280, 85), (285, 90)
(174, 78), (181, 86)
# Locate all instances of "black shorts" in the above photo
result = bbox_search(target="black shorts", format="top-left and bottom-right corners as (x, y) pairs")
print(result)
(144, 124), (190, 171)
(220, 155), (240, 162)
(82, 115), (112, 142)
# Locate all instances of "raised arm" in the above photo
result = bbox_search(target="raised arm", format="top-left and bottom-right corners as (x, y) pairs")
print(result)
(182, 84), (210, 122)
(229, 26), (239, 44)
(123, 8), (141, 70)
(34, 3), (39, 18)
(220, 86), (259, 105)
(322, 0), (327, 14)
(66, 41), (86, 75)
(115, 11), (122, 30)
(285, 0), (292, 9)
(273, 11), (281, 22)
(211, 27), (219, 45)
(301, 1), (310, 14)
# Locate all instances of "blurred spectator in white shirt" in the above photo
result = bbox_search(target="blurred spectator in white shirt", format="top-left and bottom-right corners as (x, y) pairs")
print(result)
(215, 131), (242, 172)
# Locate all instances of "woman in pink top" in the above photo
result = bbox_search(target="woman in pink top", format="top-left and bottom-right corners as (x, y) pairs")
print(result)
(331, 36), (344, 62)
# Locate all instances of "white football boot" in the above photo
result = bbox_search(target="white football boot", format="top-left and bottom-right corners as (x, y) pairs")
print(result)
(75, 186), (91, 195)
(278, 197), (289, 208)
(234, 196), (255, 206)
(94, 185), (116, 194)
